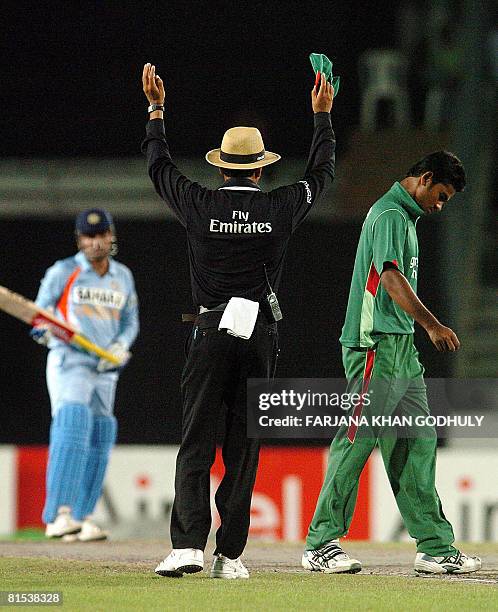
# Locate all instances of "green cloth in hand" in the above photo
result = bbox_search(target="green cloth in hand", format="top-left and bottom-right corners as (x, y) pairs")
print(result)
(309, 53), (340, 96)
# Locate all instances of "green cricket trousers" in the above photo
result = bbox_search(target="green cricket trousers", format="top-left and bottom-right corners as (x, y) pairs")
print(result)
(306, 333), (456, 556)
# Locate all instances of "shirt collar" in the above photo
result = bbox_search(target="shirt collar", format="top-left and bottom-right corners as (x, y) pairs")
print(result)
(390, 182), (425, 219)
(75, 251), (116, 275)
(218, 177), (261, 191)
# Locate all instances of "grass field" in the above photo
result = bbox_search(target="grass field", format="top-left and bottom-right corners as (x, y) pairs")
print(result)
(1, 542), (497, 611)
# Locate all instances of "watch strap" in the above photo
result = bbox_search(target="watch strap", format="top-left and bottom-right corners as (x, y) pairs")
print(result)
(148, 103), (164, 113)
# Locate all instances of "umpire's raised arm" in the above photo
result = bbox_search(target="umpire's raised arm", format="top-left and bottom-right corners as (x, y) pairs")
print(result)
(141, 63), (198, 227)
(141, 65), (335, 230)
(277, 72), (336, 232)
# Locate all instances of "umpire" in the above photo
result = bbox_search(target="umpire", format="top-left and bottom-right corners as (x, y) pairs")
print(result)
(142, 63), (335, 579)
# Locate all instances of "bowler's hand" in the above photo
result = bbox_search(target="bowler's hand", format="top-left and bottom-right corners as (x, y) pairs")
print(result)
(426, 323), (461, 352)
(142, 63), (165, 105)
(311, 73), (334, 113)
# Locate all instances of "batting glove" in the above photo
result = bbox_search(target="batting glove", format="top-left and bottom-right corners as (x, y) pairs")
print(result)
(97, 341), (131, 372)
(30, 324), (53, 346)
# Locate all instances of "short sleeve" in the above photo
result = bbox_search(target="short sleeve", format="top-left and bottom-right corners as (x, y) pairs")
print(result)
(371, 210), (407, 275)
(34, 262), (67, 310)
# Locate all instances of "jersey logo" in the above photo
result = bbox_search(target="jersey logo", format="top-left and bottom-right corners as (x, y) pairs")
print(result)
(209, 209), (272, 234)
(299, 180), (312, 204)
(409, 256), (418, 279)
(73, 286), (126, 309)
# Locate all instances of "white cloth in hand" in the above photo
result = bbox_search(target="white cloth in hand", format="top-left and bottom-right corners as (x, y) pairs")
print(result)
(218, 297), (259, 340)
(97, 341), (130, 372)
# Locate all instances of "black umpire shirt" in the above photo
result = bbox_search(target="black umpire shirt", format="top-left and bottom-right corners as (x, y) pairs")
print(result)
(141, 113), (335, 310)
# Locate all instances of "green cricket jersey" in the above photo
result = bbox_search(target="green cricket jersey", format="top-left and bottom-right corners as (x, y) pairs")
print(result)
(340, 182), (425, 349)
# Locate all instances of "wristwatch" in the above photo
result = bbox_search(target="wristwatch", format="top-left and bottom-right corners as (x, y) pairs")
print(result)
(148, 103), (164, 113)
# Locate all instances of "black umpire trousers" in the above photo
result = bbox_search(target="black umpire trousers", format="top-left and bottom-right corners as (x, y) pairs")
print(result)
(170, 310), (278, 559)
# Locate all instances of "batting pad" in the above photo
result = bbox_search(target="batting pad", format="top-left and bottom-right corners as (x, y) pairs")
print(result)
(42, 403), (92, 524)
(73, 414), (117, 520)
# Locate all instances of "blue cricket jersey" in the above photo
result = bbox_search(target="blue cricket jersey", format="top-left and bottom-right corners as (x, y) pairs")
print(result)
(35, 251), (139, 354)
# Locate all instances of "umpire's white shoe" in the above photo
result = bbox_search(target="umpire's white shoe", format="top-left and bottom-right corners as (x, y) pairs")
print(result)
(414, 550), (482, 574)
(62, 519), (108, 542)
(45, 507), (82, 538)
(302, 540), (362, 574)
(210, 554), (249, 579)
(155, 548), (204, 578)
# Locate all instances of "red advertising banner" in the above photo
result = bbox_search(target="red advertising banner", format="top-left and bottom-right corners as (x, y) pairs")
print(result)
(211, 447), (371, 540)
(16, 446), (48, 529)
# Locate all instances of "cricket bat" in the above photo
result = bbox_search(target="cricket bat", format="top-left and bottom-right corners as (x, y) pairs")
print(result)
(0, 285), (122, 365)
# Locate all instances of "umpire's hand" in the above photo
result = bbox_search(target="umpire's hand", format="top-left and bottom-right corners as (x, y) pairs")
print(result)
(143, 63), (165, 105)
(312, 73), (334, 114)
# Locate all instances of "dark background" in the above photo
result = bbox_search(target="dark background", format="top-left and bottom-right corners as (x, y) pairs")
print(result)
(2, 1), (396, 158)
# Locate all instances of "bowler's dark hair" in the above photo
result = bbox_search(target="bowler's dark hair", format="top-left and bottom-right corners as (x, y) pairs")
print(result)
(405, 151), (466, 192)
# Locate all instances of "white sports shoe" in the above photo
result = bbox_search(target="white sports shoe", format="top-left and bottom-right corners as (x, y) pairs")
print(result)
(155, 549), (204, 578)
(45, 507), (82, 538)
(414, 551), (482, 574)
(302, 540), (362, 574)
(210, 554), (249, 579)
(62, 519), (108, 542)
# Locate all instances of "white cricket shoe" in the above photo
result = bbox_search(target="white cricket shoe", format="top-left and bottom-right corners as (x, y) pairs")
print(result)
(210, 554), (249, 579)
(62, 519), (108, 542)
(414, 551), (482, 574)
(155, 548), (204, 578)
(45, 506), (82, 538)
(302, 540), (362, 574)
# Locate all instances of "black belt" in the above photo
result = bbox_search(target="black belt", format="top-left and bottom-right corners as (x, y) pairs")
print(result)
(199, 303), (227, 314)
(182, 307), (274, 327)
(182, 303), (227, 323)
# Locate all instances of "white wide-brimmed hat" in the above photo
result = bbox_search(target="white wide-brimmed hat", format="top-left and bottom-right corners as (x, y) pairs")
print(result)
(205, 126), (281, 170)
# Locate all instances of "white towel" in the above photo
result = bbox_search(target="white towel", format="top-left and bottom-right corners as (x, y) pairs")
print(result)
(218, 297), (259, 340)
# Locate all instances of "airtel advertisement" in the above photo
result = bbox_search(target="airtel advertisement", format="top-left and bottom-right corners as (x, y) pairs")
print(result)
(1, 446), (496, 541)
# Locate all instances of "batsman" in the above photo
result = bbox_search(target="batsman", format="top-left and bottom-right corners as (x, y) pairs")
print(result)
(303, 152), (482, 575)
(33, 209), (139, 541)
